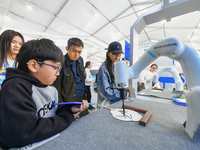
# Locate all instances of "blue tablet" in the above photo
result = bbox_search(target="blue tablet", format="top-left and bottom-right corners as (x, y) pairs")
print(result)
(52, 102), (98, 105)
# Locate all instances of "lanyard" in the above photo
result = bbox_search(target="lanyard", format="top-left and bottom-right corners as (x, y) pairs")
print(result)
(4, 59), (16, 69)
(0, 59), (16, 86)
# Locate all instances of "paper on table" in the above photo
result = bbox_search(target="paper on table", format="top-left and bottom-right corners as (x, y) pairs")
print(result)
(15, 134), (60, 150)
(176, 98), (186, 103)
(151, 90), (162, 92)
(139, 91), (145, 95)
(110, 109), (142, 121)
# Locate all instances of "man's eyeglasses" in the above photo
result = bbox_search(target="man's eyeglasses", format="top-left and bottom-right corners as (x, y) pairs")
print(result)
(36, 61), (62, 74)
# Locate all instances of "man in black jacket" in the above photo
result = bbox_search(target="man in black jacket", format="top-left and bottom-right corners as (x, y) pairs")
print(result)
(53, 37), (89, 117)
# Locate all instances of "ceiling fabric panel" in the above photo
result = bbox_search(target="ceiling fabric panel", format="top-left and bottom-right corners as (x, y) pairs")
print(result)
(0, 0), (199, 62)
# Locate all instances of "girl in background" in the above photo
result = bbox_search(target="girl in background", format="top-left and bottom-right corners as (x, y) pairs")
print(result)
(0, 30), (24, 86)
(85, 61), (95, 109)
(97, 41), (123, 106)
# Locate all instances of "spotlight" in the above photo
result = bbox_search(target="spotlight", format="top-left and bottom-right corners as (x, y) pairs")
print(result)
(4, 14), (10, 21)
(26, 4), (32, 10)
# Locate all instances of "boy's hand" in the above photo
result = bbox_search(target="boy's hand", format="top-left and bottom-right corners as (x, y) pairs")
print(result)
(71, 100), (89, 118)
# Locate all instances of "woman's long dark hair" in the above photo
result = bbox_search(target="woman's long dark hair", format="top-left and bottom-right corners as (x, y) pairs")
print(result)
(105, 52), (115, 83)
(0, 30), (24, 69)
(85, 61), (91, 68)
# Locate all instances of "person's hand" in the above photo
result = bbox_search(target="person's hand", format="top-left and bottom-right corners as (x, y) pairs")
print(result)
(126, 88), (129, 92)
(71, 100), (89, 118)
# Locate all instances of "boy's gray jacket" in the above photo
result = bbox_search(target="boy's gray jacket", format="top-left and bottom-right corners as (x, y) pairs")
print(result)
(0, 68), (74, 149)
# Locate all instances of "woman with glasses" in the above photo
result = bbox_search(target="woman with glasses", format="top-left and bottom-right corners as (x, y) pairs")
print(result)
(138, 64), (161, 90)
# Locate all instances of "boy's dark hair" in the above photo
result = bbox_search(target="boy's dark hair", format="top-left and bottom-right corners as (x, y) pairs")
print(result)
(0, 30), (24, 69)
(67, 37), (84, 48)
(85, 61), (91, 68)
(17, 38), (64, 73)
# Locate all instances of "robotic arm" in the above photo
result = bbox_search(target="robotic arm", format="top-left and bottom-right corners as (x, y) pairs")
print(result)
(153, 67), (183, 91)
(115, 37), (200, 139)
(115, 38), (184, 88)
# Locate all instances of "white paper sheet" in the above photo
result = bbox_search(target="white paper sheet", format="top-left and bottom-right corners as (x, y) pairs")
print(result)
(14, 133), (60, 150)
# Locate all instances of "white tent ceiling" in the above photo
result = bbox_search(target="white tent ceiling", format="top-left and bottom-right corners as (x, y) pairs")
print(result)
(0, 0), (200, 62)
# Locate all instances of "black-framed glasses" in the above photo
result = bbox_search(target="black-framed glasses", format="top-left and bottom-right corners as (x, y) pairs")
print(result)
(37, 61), (62, 74)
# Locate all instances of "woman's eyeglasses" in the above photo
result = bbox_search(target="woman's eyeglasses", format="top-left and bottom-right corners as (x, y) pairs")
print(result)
(151, 67), (157, 69)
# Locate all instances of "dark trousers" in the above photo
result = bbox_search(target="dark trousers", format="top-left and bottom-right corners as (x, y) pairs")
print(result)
(85, 86), (91, 103)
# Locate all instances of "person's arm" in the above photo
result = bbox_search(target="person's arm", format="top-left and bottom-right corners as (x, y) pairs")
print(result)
(71, 100), (89, 118)
(85, 68), (93, 83)
(53, 67), (64, 102)
(56, 100), (89, 118)
(97, 67), (120, 101)
(0, 80), (74, 148)
(138, 71), (145, 85)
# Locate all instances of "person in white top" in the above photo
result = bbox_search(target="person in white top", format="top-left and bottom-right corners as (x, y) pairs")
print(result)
(138, 64), (161, 91)
(85, 61), (95, 109)
(0, 30), (24, 86)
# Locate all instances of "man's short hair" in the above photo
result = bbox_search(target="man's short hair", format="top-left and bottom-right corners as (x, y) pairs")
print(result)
(17, 38), (64, 73)
(67, 37), (84, 48)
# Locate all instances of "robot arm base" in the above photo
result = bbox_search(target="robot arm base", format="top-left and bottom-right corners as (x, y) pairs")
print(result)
(185, 86), (200, 140)
(172, 90), (184, 95)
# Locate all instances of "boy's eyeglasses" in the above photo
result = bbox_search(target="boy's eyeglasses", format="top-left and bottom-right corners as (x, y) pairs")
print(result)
(36, 61), (62, 74)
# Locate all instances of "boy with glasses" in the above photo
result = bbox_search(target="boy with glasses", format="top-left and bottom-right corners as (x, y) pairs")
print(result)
(0, 39), (89, 149)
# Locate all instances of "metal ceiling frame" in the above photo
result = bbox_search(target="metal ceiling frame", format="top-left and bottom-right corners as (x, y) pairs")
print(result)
(129, 0), (200, 90)
(130, 0), (200, 65)
(1, 0), (200, 62)
(1, 0), (162, 49)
